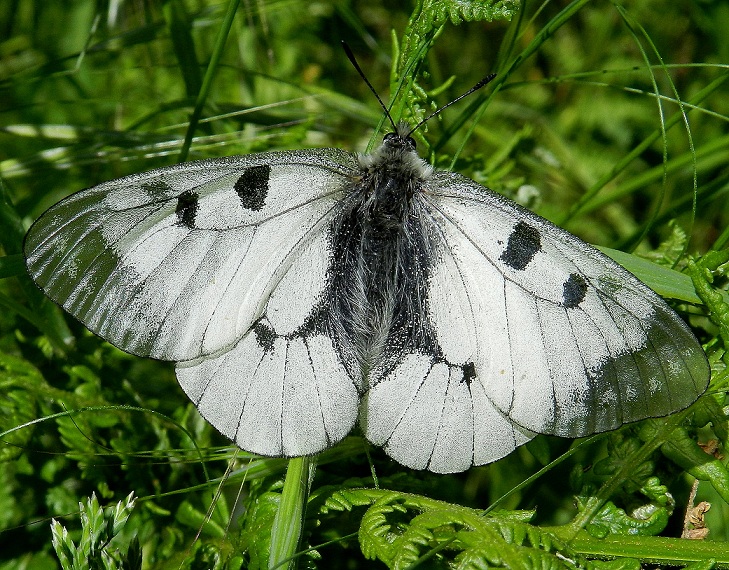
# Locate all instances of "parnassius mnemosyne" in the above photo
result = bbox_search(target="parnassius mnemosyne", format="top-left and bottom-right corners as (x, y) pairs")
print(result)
(24, 74), (709, 474)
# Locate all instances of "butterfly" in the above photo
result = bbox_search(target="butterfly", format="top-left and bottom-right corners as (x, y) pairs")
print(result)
(23, 90), (710, 473)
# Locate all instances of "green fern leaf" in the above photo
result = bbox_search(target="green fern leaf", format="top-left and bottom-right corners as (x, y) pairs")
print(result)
(429, 0), (521, 26)
(0, 352), (45, 461)
(317, 487), (378, 514)
(527, 524), (554, 550)
(390, 521), (435, 569)
(516, 547), (570, 570)
(359, 496), (404, 562)
(238, 490), (280, 570)
(451, 548), (493, 570)
(587, 559), (641, 569)
(580, 499), (671, 538)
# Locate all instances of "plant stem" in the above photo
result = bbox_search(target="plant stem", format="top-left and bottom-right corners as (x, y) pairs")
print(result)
(269, 456), (315, 570)
(178, 0), (241, 162)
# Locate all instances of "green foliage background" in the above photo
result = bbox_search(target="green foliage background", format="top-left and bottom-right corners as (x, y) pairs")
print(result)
(1, 0), (728, 568)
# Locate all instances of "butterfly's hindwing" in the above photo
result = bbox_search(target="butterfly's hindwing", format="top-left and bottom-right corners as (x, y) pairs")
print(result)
(362, 353), (536, 473)
(176, 228), (361, 457)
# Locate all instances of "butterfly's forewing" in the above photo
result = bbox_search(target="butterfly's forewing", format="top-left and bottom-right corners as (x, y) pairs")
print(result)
(425, 172), (709, 437)
(24, 150), (355, 361)
(25, 149), (364, 457)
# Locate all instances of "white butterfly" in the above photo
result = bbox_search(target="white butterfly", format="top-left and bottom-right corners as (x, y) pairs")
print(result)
(24, 120), (709, 473)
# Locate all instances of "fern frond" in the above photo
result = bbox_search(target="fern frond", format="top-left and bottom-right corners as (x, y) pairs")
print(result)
(316, 487), (590, 570)
(429, 0), (521, 26)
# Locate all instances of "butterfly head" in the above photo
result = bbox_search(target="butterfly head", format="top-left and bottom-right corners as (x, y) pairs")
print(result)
(358, 122), (434, 181)
(382, 122), (417, 153)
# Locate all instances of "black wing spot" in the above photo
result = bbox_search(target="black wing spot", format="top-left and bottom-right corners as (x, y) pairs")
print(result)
(562, 272), (588, 308)
(253, 321), (276, 353)
(176, 189), (199, 228)
(461, 362), (476, 384)
(235, 165), (271, 211)
(500, 221), (541, 270)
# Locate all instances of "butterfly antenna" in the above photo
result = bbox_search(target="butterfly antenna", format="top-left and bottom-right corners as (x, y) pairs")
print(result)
(342, 41), (398, 132)
(407, 73), (497, 137)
